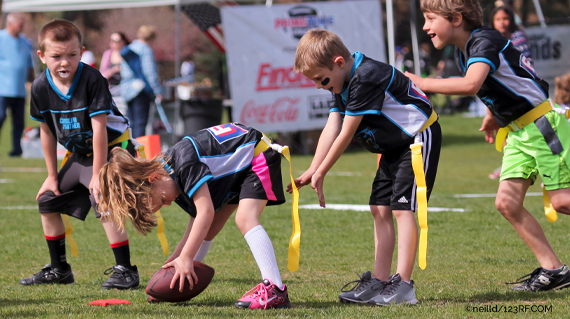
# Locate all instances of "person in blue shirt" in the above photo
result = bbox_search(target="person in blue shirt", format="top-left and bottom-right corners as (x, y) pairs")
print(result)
(0, 13), (34, 157)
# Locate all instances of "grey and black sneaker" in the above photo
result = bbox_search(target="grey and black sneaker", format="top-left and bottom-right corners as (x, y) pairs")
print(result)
(102, 265), (140, 290)
(19, 264), (75, 285)
(508, 265), (570, 292)
(369, 274), (418, 306)
(338, 271), (388, 303)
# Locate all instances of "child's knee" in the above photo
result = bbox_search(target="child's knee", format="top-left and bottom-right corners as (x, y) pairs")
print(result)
(495, 194), (520, 217)
(551, 198), (570, 215)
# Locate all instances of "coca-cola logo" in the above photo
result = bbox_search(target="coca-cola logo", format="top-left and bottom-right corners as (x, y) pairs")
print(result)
(240, 97), (300, 124)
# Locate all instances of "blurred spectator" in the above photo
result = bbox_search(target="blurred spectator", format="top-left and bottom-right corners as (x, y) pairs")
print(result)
(401, 42), (432, 78)
(120, 25), (162, 138)
(0, 13), (34, 157)
(554, 73), (570, 109)
(80, 50), (97, 68)
(490, 6), (532, 63)
(100, 32), (129, 92)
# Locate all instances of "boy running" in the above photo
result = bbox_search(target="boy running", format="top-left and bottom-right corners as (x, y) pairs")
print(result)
(291, 29), (441, 305)
(406, 0), (570, 291)
(20, 19), (139, 289)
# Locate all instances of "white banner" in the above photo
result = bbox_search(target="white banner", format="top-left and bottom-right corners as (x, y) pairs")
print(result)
(526, 25), (570, 96)
(221, 0), (385, 133)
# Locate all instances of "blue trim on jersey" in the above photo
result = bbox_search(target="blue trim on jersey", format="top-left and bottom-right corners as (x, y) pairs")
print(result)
(345, 110), (382, 116)
(90, 110), (111, 117)
(329, 107), (340, 113)
(30, 115), (45, 122)
(184, 136), (201, 158)
(340, 51), (364, 104)
(467, 58), (496, 73)
(471, 28), (480, 36)
(46, 62), (84, 102)
(500, 40), (511, 53)
(187, 174), (213, 199)
(386, 66), (395, 91)
(40, 106), (89, 114)
(161, 159), (175, 179)
(459, 54), (466, 72)
(387, 91), (428, 118)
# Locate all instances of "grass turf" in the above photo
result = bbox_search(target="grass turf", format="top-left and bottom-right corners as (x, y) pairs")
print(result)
(1, 113), (568, 318)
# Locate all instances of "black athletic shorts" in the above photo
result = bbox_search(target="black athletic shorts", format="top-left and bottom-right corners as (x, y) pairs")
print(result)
(370, 122), (441, 211)
(37, 141), (136, 220)
(228, 148), (286, 206)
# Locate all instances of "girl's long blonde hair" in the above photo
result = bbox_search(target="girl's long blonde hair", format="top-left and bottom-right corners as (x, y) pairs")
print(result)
(554, 73), (570, 106)
(99, 148), (169, 235)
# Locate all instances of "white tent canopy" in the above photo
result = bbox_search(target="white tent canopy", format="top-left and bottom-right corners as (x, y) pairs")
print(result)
(3, 0), (217, 12)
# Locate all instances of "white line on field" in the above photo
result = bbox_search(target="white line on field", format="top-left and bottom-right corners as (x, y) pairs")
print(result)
(299, 204), (466, 212)
(454, 192), (542, 198)
(0, 179), (14, 183)
(1, 167), (47, 172)
(294, 171), (366, 176)
(0, 206), (38, 210)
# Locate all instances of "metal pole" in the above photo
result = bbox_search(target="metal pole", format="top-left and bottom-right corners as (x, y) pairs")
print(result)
(531, 0), (547, 28)
(410, 0), (421, 75)
(386, 0), (395, 66)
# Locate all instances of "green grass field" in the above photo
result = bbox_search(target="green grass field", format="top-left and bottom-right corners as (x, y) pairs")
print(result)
(1, 113), (568, 318)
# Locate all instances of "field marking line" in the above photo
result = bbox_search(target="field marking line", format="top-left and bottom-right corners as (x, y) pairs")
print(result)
(1, 167), (47, 172)
(0, 206), (38, 210)
(299, 204), (466, 212)
(454, 192), (542, 198)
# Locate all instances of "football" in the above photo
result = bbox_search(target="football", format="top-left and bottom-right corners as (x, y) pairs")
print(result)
(146, 261), (215, 303)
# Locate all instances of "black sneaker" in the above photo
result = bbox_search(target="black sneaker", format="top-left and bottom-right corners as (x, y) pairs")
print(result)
(369, 274), (418, 306)
(338, 271), (388, 303)
(19, 264), (75, 285)
(102, 265), (140, 290)
(507, 265), (570, 292)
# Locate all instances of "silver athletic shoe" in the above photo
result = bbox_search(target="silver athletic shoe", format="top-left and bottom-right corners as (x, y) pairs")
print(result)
(338, 271), (388, 303)
(369, 274), (418, 306)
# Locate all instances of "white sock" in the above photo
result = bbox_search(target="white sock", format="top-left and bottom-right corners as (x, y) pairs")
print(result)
(244, 225), (283, 289)
(193, 240), (212, 262)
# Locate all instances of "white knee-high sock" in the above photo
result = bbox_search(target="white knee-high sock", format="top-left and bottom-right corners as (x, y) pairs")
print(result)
(193, 240), (213, 262)
(244, 225), (283, 289)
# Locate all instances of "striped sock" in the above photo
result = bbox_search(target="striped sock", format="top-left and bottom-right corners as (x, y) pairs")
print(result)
(45, 233), (68, 270)
(110, 240), (131, 268)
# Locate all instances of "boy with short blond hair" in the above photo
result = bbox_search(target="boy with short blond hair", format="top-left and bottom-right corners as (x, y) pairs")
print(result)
(291, 29), (441, 305)
(20, 19), (139, 289)
(406, 0), (570, 291)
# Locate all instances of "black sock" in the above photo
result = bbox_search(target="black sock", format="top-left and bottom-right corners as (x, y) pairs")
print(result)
(111, 240), (132, 268)
(45, 234), (69, 270)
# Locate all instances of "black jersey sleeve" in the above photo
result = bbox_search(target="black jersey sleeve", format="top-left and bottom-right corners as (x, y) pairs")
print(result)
(87, 74), (115, 118)
(30, 81), (45, 122)
(178, 162), (214, 200)
(466, 37), (500, 74)
(345, 79), (385, 115)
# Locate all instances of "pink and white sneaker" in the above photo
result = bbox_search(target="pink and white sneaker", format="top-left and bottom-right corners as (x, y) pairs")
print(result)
(235, 279), (291, 309)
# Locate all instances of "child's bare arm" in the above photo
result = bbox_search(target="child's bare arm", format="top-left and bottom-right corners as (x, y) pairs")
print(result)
(164, 184), (215, 291)
(37, 122), (60, 200)
(312, 114), (363, 207)
(405, 62), (490, 96)
(90, 114), (108, 203)
(287, 112), (342, 193)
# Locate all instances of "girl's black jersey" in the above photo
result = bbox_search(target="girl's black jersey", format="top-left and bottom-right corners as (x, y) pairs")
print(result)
(331, 52), (435, 153)
(163, 123), (263, 217)
(30, 62), (129, 154)
(455, 26), (549, 127)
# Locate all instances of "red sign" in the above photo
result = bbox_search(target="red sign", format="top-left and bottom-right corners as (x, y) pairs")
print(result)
(240, 97), (300, 124)
(256, 63), (315, 91)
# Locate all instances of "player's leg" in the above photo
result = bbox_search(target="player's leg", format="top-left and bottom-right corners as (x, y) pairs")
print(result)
(234, 198), (290, 309)
(9, 97), (25, 156)
(19, 155), (90, 286)
(392, 209), (417, 283)
(549, 188), (570, 215)
(195, 203), (238, 262)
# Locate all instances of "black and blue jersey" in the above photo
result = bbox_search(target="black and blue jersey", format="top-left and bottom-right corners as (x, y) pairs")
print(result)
(331, 52), (435, 153)
(455, 26), (549, 127)
(30, 62), (129, 154)
(164, 123), (263, 217)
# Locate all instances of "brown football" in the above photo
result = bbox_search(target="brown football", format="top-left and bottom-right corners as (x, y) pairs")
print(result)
(145, 261), (215, 303)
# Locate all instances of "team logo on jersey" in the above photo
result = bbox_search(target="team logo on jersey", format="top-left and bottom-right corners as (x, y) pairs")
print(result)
(207, 123), (248, 144)
(354, 127), (381, 150)
(408, 81), (430, 105)
(520, 55), (538, 79)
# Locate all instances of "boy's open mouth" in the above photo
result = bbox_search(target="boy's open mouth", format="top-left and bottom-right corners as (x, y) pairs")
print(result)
(58, 70), (71, 78)
(327, 87), (334, 92)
